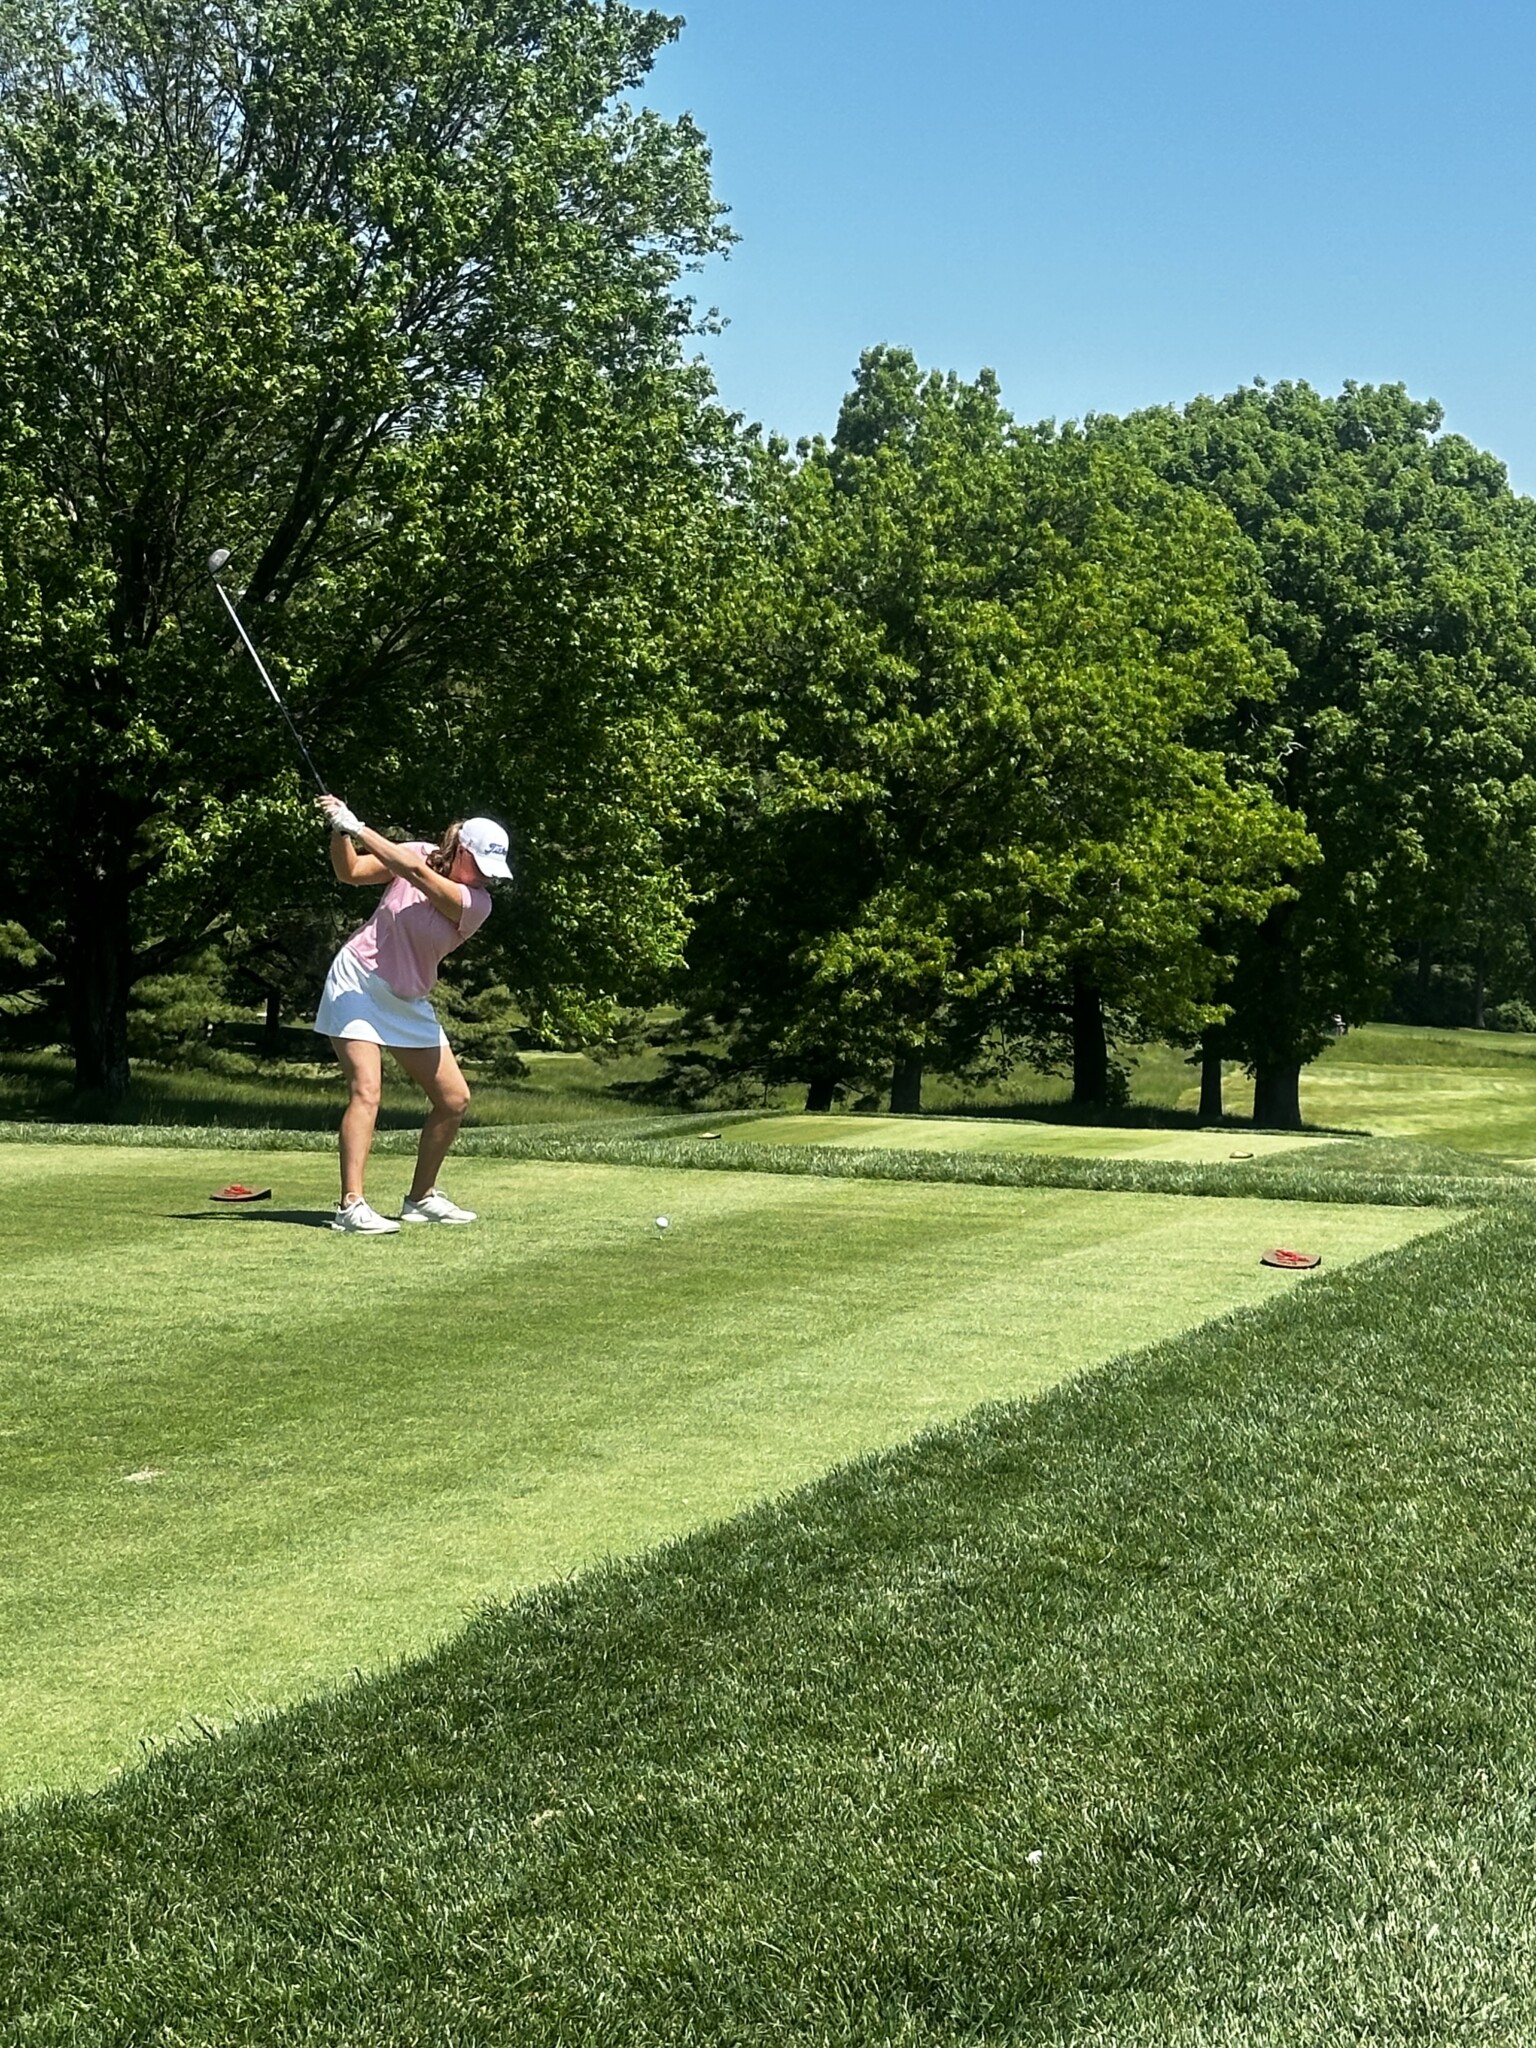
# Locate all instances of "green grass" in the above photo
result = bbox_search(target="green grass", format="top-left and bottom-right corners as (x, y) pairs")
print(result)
(0, 1141), (1448, 1799)
(2, 1112), (1521, 1225)
(0, 1035), (1205, 1135)
(0, 1045), (690, 1130)
(17, 1016), (1536, 1181)
(1314, 1021), (1536, 1070)
(6, 1027), (1535, 2033)
(14, 1018), (1536, 1155)
(1, 1113), (1520, 1211)
(1210, 1022), (1536, 1156)
(9, 1205), (1536, 2040)
(929, 1021), (1536, 1160)
(720, 1110), (1338, 1164)
(715, 1113), (1536, 1193)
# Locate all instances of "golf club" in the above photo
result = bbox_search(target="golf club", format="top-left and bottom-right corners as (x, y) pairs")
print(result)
(207, 548), (328, 793)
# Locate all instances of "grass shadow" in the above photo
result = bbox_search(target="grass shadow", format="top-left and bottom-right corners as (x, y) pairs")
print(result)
(933, 1099), (1370, 1138)
(166, 1210), (336, 1230)
(938, 1099), (1203, 1130)
(0, 1048), (667, 1135)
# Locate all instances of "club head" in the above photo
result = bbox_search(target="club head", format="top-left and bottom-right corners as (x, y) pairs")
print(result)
(207, 548), (232, 575)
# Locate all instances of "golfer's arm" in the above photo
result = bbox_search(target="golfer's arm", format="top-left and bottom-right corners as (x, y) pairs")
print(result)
(329, 833), (391, 886)
(352, 828), (464, 926)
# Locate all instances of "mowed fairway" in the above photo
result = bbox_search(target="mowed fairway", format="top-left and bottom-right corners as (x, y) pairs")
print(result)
(1, 1142), (1450, 1796)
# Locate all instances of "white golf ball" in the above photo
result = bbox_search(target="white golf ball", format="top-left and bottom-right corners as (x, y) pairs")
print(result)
(655, 1215), (669, 1231)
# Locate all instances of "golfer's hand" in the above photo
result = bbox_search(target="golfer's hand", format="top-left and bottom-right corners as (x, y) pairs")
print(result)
(318, 795), (364, 836)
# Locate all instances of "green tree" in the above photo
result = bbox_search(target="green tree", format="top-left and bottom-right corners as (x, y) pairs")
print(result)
(1103, 383), (1536, 1125)
(0, 0), (732, 1095)
(688, 350), (1307, 1112)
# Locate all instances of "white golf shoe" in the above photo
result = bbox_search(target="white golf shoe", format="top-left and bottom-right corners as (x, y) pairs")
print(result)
(332, 1197), (400, 1235)
(400, 1189), (478, 1226)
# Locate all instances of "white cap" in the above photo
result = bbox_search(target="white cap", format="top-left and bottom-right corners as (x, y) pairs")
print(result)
(459, 816), (513, 880)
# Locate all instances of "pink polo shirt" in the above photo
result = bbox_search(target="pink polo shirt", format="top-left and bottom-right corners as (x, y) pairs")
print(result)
(344, 844), (492, 999)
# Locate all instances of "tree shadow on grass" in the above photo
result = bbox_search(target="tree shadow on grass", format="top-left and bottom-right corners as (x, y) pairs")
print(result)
(932, 1100), (1370, 1138)
(0, 1049), (425, 1132)
(939, 1099), (1200, 1130)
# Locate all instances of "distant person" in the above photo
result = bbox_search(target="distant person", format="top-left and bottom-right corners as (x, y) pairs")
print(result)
(313, 796), (512, 1234)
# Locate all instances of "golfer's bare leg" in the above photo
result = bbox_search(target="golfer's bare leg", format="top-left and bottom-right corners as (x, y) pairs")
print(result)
(332, 1037), (383, 1204)
(393, 1041), (472, 1201)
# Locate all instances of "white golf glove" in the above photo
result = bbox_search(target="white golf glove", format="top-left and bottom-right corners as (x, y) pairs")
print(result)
(324, 799), (365, 836)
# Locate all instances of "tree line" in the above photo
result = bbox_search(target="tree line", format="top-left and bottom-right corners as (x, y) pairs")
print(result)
(5, 0), (1536, 1128)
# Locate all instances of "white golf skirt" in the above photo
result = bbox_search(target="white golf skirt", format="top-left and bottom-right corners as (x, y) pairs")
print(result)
(312, 947), (447, 1051)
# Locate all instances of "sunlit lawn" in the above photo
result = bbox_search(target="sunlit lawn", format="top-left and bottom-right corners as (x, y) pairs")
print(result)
(8, 1022), (1535, 2039)
(1205, 1022), (1536, 1157)
(0, 1140), (1446, 1797)
(12, 1197), (1536, 2043)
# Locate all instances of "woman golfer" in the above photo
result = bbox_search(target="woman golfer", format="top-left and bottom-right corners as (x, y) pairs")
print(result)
(313, 795), (512, 1234)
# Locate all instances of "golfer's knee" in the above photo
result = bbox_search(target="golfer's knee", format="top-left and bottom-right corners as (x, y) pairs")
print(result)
(440, 1081), (471, 1122)
(348, 1073), (383, 1112)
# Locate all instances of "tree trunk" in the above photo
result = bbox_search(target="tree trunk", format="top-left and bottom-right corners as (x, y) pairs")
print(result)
(261, 987), (283, 1058)
(1198, 1044), (1224, 1122)
(1070, 969), (1109, 1107)
(62, 835), (134, 1101)
(1228, 897), (1310, 1132)
(1252, 1061), (1302, 1131)
(1474, 948), (1487, 1031)
(804, 1075), (838, 1113)
(1416, 939), (1433, 1014)
(889, 1050), (924, 1115)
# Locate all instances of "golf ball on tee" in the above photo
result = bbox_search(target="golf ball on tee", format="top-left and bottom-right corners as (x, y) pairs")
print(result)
(655, 1215), (669, 1231)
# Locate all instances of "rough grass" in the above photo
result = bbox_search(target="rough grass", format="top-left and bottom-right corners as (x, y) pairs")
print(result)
(6, 1208), (1536, 2042)
(0, 1115), (1520, 1209)
(1314, 1022), (1536, 1070)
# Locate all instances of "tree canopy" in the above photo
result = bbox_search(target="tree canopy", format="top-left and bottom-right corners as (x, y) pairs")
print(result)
(685, 350), (1309, 1111)
(1100, 381), (1536, 1122)
(0, 0), (734, 1091)
(8, 0), (1536, 1127)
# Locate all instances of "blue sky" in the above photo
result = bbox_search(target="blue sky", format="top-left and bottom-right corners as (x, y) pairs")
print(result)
(643, 1), (1536, 492)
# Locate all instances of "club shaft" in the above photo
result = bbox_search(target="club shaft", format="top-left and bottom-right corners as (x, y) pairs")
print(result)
(213, 580), (328, 793)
